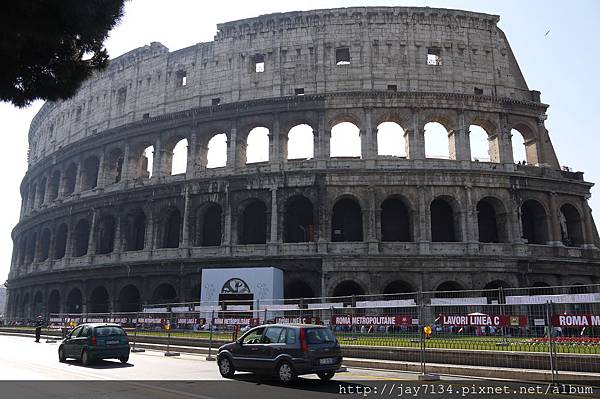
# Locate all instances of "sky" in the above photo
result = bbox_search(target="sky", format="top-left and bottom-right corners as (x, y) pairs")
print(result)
(2, 0), (599, 284)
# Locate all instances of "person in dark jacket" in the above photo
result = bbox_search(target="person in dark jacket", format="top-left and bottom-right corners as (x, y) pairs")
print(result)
(34, 315), (44, 343)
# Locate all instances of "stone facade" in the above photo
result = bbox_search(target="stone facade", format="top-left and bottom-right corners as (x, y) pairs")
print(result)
(7, 7), (600, 318)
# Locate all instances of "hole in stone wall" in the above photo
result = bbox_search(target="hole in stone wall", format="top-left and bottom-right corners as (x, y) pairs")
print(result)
(73, 219), (90, 257)
(96, 216), (116, 254)
(141, 146), (154, 178)
(335, 47), (350, 65)
(161, 209), (181, 248)
(381, 198), (411, 242)
(427, 48), (442, 65)
(287, 124), (314, 160)
(511, 129), (528, 165)
(377, 122), (406, 157)
(49, 171), (60, 200)
(331, 198), (363, 242)
(469, 125), (490, 162)
(246, 127), (270, 164)
(254, 54), (265, 73)
(171, 138), (188, 175)
(54, 224), (68, 259)
(560, 204), (583, 247)
(330, 122), (361, 157)
(81, 156), (100, 190)
(424, 122), (450, 159)
(521, 199), (548, 244)
(207, 133), (227, 168)
(176, 70), (187, 87)
(294, 88), (304, 96)
(431, 198), (457, 242)
(284, 195), (314, 243)
(239, 200), (268, 244)
(126, 211), (146, 251)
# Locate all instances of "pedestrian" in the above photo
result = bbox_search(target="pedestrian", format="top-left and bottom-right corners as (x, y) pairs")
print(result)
(34, 315), (43, 343)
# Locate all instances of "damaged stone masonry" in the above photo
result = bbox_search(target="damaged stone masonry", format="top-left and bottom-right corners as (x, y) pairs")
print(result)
(7, 7), (600, 317)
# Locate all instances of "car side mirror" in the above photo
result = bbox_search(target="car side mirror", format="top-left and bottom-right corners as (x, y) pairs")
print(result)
(237, 339), (243, 346)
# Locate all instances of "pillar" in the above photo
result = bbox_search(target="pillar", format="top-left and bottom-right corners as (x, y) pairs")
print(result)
(581, 197), (598, 249)
(87, 209), (97, 255)
(449, 113), (470, 162)
(186, 132), (199, 177)
(121, 142), (131, 181)
(226, 123), (238, 170)
(96, 152), (105, 188)
(269, 187), (279, 246)
(315, 112), (329, 169)
(181, 186), (191, 247)
(270, 115), (281, 170)
(407, 111), (425, 160)
(367, 187), (378, 253)
(548, 192), (563, 246)
(362, 109), (376, 160)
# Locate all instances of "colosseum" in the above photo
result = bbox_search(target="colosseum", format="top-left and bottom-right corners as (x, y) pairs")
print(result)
(7, 7), (600, 318)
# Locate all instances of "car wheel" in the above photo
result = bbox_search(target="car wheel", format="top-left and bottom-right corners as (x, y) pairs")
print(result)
(81, 350), (91, 366)
(58, 347), (66, 363)
(218, 356), (235, 378)
(276, 361), (297, 384)
(317, 371), (335, 381)
(119, 356), (129, 364)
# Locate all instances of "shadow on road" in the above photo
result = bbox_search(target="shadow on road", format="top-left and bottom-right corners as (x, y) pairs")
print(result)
(63, 359), (134, 369)
(229, 373), (370, 393)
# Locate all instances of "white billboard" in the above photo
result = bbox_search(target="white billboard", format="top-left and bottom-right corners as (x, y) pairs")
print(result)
(200, 267), (283, 305)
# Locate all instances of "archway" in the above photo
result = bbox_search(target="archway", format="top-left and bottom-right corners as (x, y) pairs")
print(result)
(430, 197), (458, 242)
(33, 291), (44, 317)
(21, 293), (30, 318)
(330, 122), (361, 157)
(284, 280), (315, 299)
(469, 125), (491, 162)
(560, 204), (584, 247)
(39, 228), (51, 261)
(196, 203), (222, 246)
(53, 223), (68, 259)
(381, 198), (411, 242)
(331, 198), (363, 242)
(96, 215), (116, 254)
(125, 210), (146, 251)
(435, 281), (464, 298)
(66, 288), (82, 313)
(107, 148), (124, 184)
(151, 283), (178, 304)
(89, 286), (110, 313)
(284, 196), (315, 242)
(73, 219), (90, 256)
(63, 163), (77, 195)
(47, 290), (60, 314)
(171, 138), (188, 175)
(332, 280), (365, 298)
(81, 156), (100, 190)
(161, 208), (181, 248)
(246, 127), (270, 164)
(239, 200), (268, 244)
(383, 280), (414, 295)
(521, 200), (548, 244)
(377, 122), (406, 157)
(118, 285), (141, 312)
(48, 170), (60, 200)
(287, 124), (314, 160)
(477, 198), (504, 243)
(424, 122), (450, 159)
(206, 133), (227, 168)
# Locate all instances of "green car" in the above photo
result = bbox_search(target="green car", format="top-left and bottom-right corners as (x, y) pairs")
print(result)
(58, 323), (130, 366)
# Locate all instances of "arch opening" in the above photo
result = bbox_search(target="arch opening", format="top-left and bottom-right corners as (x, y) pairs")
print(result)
(424, 122), (450, 159)
(511, 128), (528, 165)
(118, 285), (141, 312)
(39, 228), (51, 261)
(284, 280), (315, 299)
(66, 288), (82, 313)
(136, 145), (154, 179)
(151, 283), (178, 304)
(330, 122), (361, 158)
(383, 280), (414, 295)
(125, 211), (146, 251)
(560, 204), (584, 247)
(49, 171), (60, 200)
(284, 196), (315, 243)
(53, 224), (68, 259)
(89, 286), (110, 313)
(430, 198), (459, 242)
(96, 215), (116, 254)
(196, 203), (222, 246)
(332, 198), (363, 242)
(107, 149), (124, 184)
(287, 124), (314, 160)
(161, 208), (181, 248)
(206, 133), (227, 168)
(33, 291), (44, 316)
(73, 219), (90, 257)
(171, 138), (188, 175)
(377, 122), (406, 157)
(239, 200), (268, 244)
(37, 177), (46, 206)
(381, 198), (411, 242)
(48, 290), (60, 314)
(246, 127), (270, 164)
(63, 163), (77, 195)
(477, 198), (507, 243)
(81, 156), (100, 191)
(521, 200), (548, 244)
(469, 125), (491, 162)
(332, 280), (364, 298)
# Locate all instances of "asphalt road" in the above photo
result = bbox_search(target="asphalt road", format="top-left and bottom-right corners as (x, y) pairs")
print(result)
(0, 335), (596, 399)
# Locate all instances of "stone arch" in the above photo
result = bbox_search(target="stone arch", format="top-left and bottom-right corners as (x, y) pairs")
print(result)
(430, 196), (461, 242)
(206, 133), (227, 168)
(284, 195), (315, 243)
(66, 288), (82, 313)
(194, 202), (223, 246)
(28, 182), (37, 210)
(47, 290), (60, 314)
(521, 199), (548, 244)
(106, 148), (124, 184)
(125, 209), (146, 251)
(21, 292), (30, 318)
(560, 203), (584, 247)
(477, 196), (509, 243)
(188, 282), (201, 303)
(33, 291), (44, 316)
(381, 196), (412, 242)
(238, 199), (268, 244)
(73, 218), (91, 257)
(26, 231), (37, 264)
(528, 281), (552, 296)
(245, 126), (270, 164)
(88, 286), (110, 313)
(63, 163), (77, 195)
(48, 170), (60, 200)
(383, 280), (414, 295)
(331, 196), (363, 242)
(37, 176), (47, 206)
(131, 142), (154, 179)
(81, 155), (100, 190)
(159, 207), (182, 248)
(118, 285), (141, 312)
(511, 122), (539, 165)
(377, 121), (406, 157)
(170, 137), (189, 175)
(468, 125), (492, 162)
(424, 121), (450, 159)
(39, 228), (51, 261)
(53, 223), (68, 259)
(482, 280), (512, 303)
(96, 215), (116, 254)
(332, 280), (365, 298)
(151, 283), (178, 304)
(284, 280), (315, 299)
(435, 281), (465, 297)
(330, 121), (361, 158)
(287, 124), (314, 160)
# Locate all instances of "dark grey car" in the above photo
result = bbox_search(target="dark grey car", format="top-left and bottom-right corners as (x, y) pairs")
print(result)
(217, 324), (342, 383)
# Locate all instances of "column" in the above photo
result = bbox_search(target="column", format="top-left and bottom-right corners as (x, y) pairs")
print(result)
(464, 186), (477, 242)
(226, 123), (238, 170)
(186, 132), (199, 178)
(270, 115), (281, 170)
(268, 187), (279, 255)
(407, 111), (425, 161)
(113, 213), (123, 253)
(145, 207), (155, 250)
(362, 109), (376, 161)
(181, 186), (191, 247)
(96, 152), (105, 188)
(121, 142), (130, 181)
(315, 112), (329, 169)
(87, 209), (97, 255)
(548, 192), (563, 246)
(498, 113), (515, 169)
(153, 137), (167, 178)
(449, 113), (470, 162)
(222, 188), (233, 254)
(367, 186), (378, 254)
(417, 186), (430, 254)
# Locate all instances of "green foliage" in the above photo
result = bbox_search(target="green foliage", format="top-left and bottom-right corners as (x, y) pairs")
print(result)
(0, 0), (125, 107)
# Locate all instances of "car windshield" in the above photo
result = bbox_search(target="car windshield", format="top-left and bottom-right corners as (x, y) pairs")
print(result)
(95, 326), (125, 337)
(305, 328), (335, 344)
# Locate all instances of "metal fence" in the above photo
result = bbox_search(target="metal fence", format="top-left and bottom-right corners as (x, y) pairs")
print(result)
(3, 283), (600, 382)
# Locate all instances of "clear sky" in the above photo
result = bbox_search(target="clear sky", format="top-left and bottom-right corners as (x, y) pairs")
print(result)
(2, 0), (599, 284)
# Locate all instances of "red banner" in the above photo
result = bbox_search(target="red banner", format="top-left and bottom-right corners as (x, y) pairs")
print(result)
(212, 317), (259, 326)
(437, 315), (528, 327)
(331, 315), (414, 326)
(275, 317), (321, 325)
(552, 314), (600, 327)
